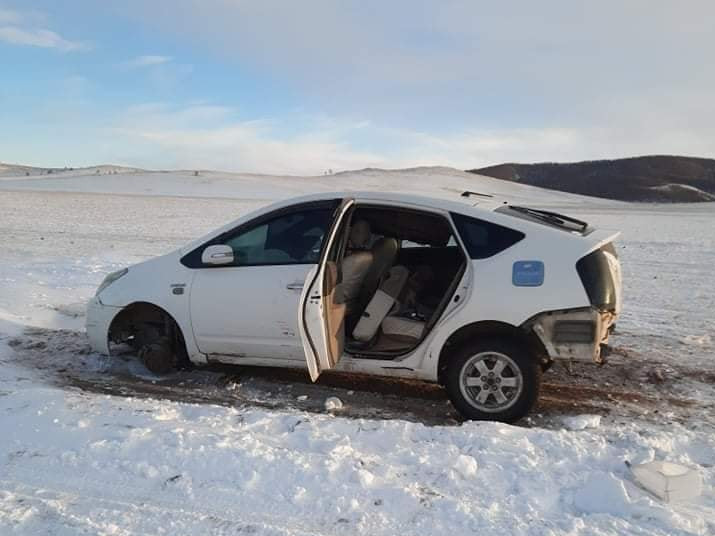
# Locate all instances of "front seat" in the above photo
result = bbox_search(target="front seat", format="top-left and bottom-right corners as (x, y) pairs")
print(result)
(337, 220), (373, 316)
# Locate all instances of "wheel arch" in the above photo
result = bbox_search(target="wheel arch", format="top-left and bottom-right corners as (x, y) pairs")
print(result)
(108, 301), (188, 361)
(436, 320), (548, 385)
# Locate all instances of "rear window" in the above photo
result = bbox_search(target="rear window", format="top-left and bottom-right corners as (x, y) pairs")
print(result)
(451, 213), (525, 259)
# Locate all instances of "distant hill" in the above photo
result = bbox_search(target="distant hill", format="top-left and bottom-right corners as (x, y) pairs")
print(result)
(469, 155), (715, 202)
(0, 162), (142, 178)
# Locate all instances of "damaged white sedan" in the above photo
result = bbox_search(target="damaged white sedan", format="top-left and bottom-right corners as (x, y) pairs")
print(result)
(86, 191), (621, 422)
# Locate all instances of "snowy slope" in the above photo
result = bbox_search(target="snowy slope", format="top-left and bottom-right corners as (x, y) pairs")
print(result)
(0, 167), (713, 534)
(0, 165), (617, 206)
(0, 162), (142, 179)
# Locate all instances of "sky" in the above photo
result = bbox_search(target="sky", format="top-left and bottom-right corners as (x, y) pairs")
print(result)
(1, 1), (714, 175)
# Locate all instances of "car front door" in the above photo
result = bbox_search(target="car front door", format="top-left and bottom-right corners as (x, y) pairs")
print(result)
(299, 198), (354, 380)
(188, 199), (340, 361)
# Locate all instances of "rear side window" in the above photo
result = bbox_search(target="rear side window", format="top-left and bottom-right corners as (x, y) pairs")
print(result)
(451, 213), (525, 259)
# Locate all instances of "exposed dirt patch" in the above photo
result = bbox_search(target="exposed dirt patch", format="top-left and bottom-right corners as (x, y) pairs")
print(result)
(3, 328), (712, 428)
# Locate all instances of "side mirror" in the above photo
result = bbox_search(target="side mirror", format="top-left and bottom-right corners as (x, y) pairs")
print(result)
(201, 244), (234, 265)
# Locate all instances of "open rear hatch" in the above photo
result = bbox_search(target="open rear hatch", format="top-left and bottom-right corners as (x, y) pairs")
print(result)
(577, 230), (622, 316)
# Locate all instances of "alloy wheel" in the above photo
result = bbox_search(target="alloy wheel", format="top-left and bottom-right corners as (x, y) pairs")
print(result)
(459, 351), (524, 412)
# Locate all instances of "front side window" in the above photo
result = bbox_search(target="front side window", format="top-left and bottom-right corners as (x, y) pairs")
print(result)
(223, 208), (334, 265)
(178, 205), (338, 269)
(451, 212), (525, 259)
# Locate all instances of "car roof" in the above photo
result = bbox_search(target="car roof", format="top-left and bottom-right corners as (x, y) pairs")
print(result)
(179, 190), (618, 257)
(278, 190), (503, 217)
(178, 190), (500, 255)
(280, 191), (619, 252)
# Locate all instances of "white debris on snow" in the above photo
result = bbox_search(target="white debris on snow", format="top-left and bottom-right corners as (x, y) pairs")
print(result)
(453, 454), (478, 478)
(629, 461), (703, 503)
(573, 472), (633, 516)
(324, 396), (344, 411)
(562, 414), (602, 431)
(681, 334), (712, 347)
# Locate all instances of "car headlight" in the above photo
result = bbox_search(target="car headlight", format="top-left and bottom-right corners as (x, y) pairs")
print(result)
(95, 268), (128, 296)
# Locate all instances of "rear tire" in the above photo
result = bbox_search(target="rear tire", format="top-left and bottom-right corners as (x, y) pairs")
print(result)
(444, 338), (540, 422)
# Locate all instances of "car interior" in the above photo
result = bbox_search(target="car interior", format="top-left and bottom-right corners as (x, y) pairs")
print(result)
(334, 206), (467, 358)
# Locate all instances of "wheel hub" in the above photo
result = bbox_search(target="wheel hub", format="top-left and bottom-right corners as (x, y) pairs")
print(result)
(139, 341), (175, 375)
(459, 351), (523, 413)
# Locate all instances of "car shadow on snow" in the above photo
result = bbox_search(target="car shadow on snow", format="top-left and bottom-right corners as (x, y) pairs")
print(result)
(3, 327), (709, 428)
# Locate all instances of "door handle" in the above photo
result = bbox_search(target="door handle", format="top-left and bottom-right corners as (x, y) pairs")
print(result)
(286, 282), (304, 290)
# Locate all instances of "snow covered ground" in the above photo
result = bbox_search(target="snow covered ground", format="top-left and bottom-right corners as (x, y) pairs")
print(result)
(0, 167), (713, 534)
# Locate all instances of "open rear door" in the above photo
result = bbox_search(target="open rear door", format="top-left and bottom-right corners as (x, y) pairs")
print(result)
(299, 198), (354, 381)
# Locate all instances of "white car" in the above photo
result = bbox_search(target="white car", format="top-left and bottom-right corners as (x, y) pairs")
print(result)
(86, 191), (622, 422)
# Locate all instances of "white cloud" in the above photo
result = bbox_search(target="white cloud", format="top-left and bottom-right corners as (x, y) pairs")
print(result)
(0, 8), (21, 24)
(0, 8), (88, 51)
(6, 99), (714, 174)
(112, 0), (715, 162)
(100, 100), (715, 174)
(125, 55), (173, 68)
(108, 105), (382, 175)
(123, 102), (234, 127)
(0, 26), (87, 51)
(4, 1), (715, 169)
(120, 56), (193, 93)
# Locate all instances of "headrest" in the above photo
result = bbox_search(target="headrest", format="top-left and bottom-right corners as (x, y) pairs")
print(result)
(349, 220), (371, 248)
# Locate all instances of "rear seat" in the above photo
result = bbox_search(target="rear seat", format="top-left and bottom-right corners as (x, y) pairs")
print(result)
(352, 266), (409, 342)
(381, 316), (424, 341)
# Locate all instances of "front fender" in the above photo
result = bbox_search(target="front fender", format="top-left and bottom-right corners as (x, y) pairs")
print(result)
(85, 296), (121, 355)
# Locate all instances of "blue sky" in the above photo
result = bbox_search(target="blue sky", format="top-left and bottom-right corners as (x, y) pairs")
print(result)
(1, 1), (714, 174)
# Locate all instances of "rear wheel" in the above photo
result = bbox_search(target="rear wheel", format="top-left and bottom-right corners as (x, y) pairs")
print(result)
(445, 338), (540, 422)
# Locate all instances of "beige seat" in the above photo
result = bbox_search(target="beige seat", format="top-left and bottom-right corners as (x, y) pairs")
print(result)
(337, 220), (373, 315)
(352, 265), (410, 342)
(381, 316), (425, 341)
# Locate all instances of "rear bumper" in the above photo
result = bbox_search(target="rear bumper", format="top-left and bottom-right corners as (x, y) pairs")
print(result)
(525, 307), (617, 364)
(85, 297), (121, 355)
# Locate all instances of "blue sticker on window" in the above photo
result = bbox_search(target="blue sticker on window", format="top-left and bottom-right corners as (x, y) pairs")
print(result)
(512, 261), (544, 287)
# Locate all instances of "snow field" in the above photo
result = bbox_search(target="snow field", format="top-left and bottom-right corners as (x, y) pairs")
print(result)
(0, 369), (713, 535)
(0, 167), (713, 534)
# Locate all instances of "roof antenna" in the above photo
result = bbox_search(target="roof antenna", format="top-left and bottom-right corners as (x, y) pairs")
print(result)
(461, 190), (494, 199)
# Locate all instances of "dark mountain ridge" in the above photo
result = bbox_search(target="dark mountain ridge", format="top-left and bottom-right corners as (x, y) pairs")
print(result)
(470, 155), (715, 202)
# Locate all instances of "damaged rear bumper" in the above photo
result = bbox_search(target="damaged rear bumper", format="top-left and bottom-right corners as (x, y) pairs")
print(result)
(524, 307), (617, 364)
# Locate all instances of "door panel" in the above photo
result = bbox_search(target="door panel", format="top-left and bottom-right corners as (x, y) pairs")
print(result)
(300, 199), (353, 380)
(190, 263), (312, 360)
(188, 202), (339, 361)
(324, 261), (346, 359)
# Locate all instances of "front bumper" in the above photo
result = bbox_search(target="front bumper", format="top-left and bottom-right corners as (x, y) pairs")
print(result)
(525, 307), (617, 364)
(85, 297), (121, 355)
